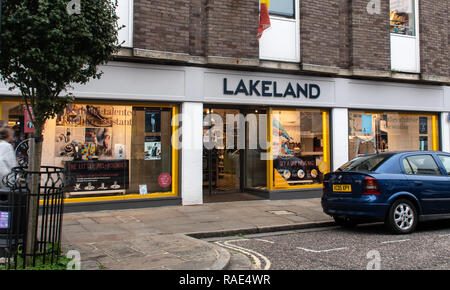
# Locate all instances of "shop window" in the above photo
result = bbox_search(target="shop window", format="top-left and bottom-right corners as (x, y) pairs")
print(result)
(390, 0), (416, 36)
(271, 109), (329, 189)
(0, 101), (178, 202)
(348, 111), (440, 160)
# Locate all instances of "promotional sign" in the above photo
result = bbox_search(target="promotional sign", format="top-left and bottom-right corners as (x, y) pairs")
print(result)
(145, 109), (161, 133)
(274, 156), (322, 186)
(65, 159), (129, 192)
(361, 115), (373, 134)
(158, 173), (172, 188)
(419, 117), (428, 134)
(144, 136), (161, 160)
(24, 105), (35, 133)
(0, 211), (9, 229)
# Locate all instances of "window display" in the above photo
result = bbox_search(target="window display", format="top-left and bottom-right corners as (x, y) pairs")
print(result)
(348, 111), (439, 160)
(390, 0), (415, 36)
(0, 101), (178, 201)
(271, 109), (329, 188)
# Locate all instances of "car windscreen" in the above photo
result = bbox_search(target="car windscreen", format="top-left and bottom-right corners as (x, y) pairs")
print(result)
(337, 154), (393, 172)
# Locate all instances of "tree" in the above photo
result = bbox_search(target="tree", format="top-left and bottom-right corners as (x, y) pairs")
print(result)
(0, 0), (121, 263)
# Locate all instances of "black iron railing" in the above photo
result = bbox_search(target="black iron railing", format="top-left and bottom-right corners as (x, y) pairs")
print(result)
(0, 166), (65, 269)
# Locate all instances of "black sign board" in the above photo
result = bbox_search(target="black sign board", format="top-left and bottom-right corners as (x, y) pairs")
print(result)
(65, 159), (129, 192)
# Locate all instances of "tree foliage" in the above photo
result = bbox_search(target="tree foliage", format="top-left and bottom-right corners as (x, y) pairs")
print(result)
(0, 0), (121, 133)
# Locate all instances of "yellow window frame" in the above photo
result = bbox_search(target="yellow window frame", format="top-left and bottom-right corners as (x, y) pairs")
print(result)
(348, 110), (441, 153)
(0, 98), (179, 204)
(267, 108), (330, 191)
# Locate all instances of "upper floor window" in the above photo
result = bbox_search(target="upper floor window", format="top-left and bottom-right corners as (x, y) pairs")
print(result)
(390, 0), (416, 36)
(269, 0), (295, 18)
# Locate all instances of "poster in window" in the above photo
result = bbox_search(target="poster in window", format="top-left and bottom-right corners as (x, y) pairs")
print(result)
(85, 128), (113, 157)
(145, 109), (161, 133)
(115, 144), (126, 159)
(85, 105), (113, 127)
(274, 156), (322, 186)
(65, 160), (129, 192)
(419, 117), (428, 134)
(0, 211), (9, 229)
(361, 115), (373, 134)
(419, 136), (428, 151)
(56, 104), (86, 127)
(144, 136), (161, 160)
(55, 127), (85, 157)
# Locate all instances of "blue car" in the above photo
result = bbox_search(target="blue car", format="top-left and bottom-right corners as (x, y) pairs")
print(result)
(321, 151), (450, 234)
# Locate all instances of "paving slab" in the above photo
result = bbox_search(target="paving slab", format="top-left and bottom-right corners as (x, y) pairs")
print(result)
(61, 198), (333, 270)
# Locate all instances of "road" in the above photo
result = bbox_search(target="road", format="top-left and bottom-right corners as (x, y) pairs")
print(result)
(213, 220), (450, 270)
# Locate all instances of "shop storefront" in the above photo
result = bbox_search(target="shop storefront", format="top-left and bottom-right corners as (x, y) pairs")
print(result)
(201, 106), (330, 199)
(0, 97), (179, 209)
(0, 61), (449, 209)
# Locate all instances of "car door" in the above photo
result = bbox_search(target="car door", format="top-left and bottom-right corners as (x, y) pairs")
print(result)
(403, 154), (450, 215)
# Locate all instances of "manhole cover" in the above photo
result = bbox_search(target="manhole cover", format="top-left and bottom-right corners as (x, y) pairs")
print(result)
(267, 210), (295, 216)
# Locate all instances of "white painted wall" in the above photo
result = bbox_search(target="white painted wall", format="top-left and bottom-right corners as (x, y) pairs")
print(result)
(117, 0), (133, 48)
(391, 34), (420, 73)
(331, 108), (349, 171)
(180, 102), (204, 205)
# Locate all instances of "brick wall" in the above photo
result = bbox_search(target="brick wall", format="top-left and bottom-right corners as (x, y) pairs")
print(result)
(189, 0), (207, 56)
(133, 0), (259, 59)
(131, 0), (448, 82)
(300, 0), (341, 68)
(349, 0), (391, 72)
(133, 0), (190, 54)
(204, 0), (259, 59)
(419, 0), (449, 78)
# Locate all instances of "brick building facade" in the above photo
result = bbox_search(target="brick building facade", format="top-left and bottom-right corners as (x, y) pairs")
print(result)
(2, 0), (448, 210)
(128, 0), (449, 84)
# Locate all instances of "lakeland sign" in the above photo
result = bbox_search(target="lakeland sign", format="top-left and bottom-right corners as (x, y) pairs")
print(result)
(223, 78), (321, 99)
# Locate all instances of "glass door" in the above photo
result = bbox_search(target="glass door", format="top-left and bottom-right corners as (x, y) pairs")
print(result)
(203, 108), (241, 194)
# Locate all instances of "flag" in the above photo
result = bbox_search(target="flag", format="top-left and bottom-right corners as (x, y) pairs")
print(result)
(257, 0), (270, 39)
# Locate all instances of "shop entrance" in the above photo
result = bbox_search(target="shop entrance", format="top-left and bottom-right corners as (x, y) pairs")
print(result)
(202, 107), (267, 199)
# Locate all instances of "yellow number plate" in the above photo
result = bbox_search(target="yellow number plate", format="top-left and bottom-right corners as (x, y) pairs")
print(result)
(333, 184), (352, 192)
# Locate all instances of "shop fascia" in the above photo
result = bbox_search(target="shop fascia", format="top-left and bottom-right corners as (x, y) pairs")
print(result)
(223, 78), (321, 99)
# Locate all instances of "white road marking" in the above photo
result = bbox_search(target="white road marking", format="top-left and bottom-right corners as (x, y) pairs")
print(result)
(380, 239), (410, 244)
(254, 238), (275, 244)
(297, 246), (348, 253)
(215, 239), (272, 270)
(438, 233), (450, 238)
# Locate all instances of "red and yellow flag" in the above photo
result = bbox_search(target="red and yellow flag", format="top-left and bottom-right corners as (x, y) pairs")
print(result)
(257, 0), (271, 39)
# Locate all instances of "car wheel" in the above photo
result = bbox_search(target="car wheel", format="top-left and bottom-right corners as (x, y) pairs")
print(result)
(333, 216), (358, 228)
(386, 199), (417, 234)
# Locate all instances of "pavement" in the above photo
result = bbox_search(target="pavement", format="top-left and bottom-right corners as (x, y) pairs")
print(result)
(61, 197), (334, 270)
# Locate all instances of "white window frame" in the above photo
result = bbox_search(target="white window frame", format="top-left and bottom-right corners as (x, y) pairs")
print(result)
(117, 0), (134, 48)
(259, 0), (300, 63)
(390, 0), (420, 73)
